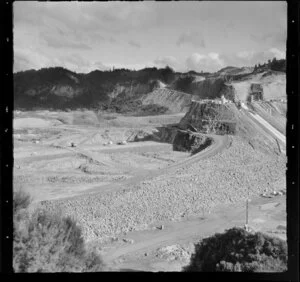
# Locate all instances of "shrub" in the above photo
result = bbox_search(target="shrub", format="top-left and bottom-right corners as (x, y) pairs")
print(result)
(13, 194), (105, 272)
(159, 66), (175, 84)
(13, 189), (32, 214)
(183, 227), (287, 272)
(175, 75), (195, 93)
(270, 58), (286, 72)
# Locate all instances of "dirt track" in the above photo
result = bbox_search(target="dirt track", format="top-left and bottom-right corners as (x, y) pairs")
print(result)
(103, 194), (286, 271)
(249, 112), (286, 145)
(68, 134), (229, 197)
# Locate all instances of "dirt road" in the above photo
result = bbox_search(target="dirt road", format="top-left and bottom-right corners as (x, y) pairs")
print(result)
(102, 194), (286, 271)
(249, 112), (286, 145)
(165, 134), (230, 171)
(71, 134), (230, 197)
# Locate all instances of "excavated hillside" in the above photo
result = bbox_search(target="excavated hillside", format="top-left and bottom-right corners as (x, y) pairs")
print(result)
(14, 67), (170, 110)
(179, 100), (286, 154)
(230, 71), (286, 102)
(140, 89), (193, 113)
(179, 101), (237, 134)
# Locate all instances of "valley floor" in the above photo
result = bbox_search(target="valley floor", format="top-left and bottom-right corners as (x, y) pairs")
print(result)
(13, 110), (286, 272)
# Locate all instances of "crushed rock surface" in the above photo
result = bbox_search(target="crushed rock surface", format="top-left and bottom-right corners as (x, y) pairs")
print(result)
(39, 136), (286, 242)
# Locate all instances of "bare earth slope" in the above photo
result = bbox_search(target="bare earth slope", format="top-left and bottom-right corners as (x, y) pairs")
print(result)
(140, 88), (193, 113)
(231, 71), (286, 101)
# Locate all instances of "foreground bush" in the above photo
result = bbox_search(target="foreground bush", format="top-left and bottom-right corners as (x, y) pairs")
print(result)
(13, 191), (105, 272)
(13, 189), (32, 214)
(183, 227), (287, 272)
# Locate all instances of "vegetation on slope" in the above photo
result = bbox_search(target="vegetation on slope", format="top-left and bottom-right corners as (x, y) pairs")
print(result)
(13, 189), (106, 272)
(174, 75), (195, 93)
(13, 59), (285, 111)
(254, 58), (286, 73)
(183, 227), (287, 272)
(101, 97), (168, 116)
(14, 66), (177, 110)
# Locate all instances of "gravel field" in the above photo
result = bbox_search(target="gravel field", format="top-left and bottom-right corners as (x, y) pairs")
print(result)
(39, 136), (286, 242)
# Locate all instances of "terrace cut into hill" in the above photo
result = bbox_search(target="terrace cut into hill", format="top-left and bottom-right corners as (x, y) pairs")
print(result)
(179, 100), (286, 154)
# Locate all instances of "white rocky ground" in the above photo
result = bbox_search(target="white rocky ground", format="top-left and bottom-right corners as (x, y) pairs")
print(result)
(38, 136), (286, 242)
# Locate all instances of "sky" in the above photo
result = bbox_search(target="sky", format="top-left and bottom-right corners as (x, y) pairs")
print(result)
(13, 1), (287, 73)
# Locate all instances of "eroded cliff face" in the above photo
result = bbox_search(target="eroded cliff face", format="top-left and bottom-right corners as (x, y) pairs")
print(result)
(179, 101), (238, 134)
(153, 126), (179, 143)
(140, 89), (193, 113)
(179, 100), (286, 154)
(127, 126), (179, 143)
(108, 82), (155, 101)
(49, 85), (85, 98)
(172, 131), (213, 155)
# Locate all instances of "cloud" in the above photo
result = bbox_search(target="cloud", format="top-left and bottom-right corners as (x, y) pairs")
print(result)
(13, 2), (286, 74)
(14, 51), (36, 72)
(14, 2), (159, 34)
(176, 31), (205, 48)
(153, 48), (285, 73)
(55, 54), (110, 73)
(269, 48), (285, 59)
(153, 56), (180, 70)
(13, 48), (55, 72)
(236, 51), (256, 60)
(185, 52), (224, 72)
(42, 32), (92, 50)
(128, 40), (141, 48)
(250, 30), (286, 47)
(13, 47), (109, 73)
(93, 61), (110, 71)
(109, 37), (117, 44)
(220, 48), (286, 68)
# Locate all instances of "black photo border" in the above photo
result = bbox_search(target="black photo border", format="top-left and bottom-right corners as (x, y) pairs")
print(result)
(0, 1), (299, 281)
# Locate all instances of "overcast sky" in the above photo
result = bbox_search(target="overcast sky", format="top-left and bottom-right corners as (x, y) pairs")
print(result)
(13, 1), (286, 73)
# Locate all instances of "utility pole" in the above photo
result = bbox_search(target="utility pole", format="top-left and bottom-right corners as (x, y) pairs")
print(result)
(275, 138), (281, 154)
(245, 186), (250, 231)
(246, 198), (249, 225)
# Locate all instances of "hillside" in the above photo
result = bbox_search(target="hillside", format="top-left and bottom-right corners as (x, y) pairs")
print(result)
(14, 59), (286, 113)
(230, 71), (286, 102)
